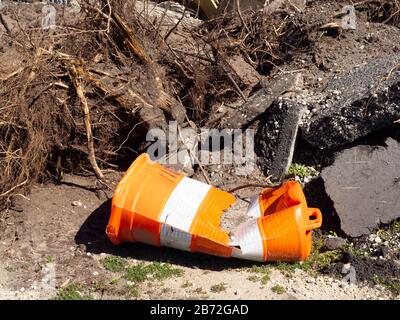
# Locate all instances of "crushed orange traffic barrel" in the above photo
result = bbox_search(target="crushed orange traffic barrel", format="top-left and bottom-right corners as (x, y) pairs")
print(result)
(240, 182), (323, 261)
(106, 153), (322, 262)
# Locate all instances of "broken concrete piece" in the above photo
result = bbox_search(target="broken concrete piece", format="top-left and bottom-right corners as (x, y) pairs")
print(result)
(255, 97), (305, 180)
(302, 54), (400, 150)
(219, 73), (303, 129)
(321, 138), (400, 237)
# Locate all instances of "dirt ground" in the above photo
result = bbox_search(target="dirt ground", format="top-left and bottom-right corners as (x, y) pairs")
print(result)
(0, 173), (396, 300)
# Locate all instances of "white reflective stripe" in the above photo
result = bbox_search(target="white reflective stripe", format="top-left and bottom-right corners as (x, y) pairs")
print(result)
(160, 224), (192, 251)
(247, 194), (262, 218)
(159, 177), (211, 232)
(231, 218), (264, 262)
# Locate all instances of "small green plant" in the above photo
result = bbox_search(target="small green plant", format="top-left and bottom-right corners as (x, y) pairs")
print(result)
(271, 285), (286, 295)
(374, 277), (400, 296)
(261, 274), (270, 284)
(124, 262), (183, 283)
(328, 230), (338, 237)
(288, 163), (316, 178)
(45, 255), (54, 263)
(55, 284), (93, 300)
(210, 283), (227, 293)
(389, 219), (400, 233)
(102, 256), (127, 272)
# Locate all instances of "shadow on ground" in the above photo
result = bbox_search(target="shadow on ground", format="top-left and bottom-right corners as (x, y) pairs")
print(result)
(75, 200), (250, 271)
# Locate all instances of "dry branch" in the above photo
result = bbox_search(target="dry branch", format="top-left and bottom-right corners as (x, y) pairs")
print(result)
(69, 64), (104, 180)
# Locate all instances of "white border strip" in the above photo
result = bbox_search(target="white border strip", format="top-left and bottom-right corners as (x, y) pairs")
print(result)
(159, 177), (211, 232)
(247, 194), (262, 218)
(160, 224), (192, 251)
(231, 218), (264, 262)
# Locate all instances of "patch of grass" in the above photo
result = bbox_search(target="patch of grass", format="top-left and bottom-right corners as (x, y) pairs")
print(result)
(288, 163), (316, 178)
(374, 277), (400, 296)
(124, 264), (149, 282)
(181, 281), (193, 288)
(5, 266), (16, 272)
(193, 287), (207, 295)
(109, 277), (120, 285)
(261, 274), (270, 284)
(312, 250), (343, 270)
(274, 261), (305, 275)
(91, 281), (108, 293)
(146, 262), (184, 280)
(124, 262), (183, 283)
(210, 283), (227, 293)
(247, 264), (272, 283)
(161, 287), (171, 294)
(125, 284), (140, 299)
(102, 256), (127, 273)
(55, 284), (93, 300)
(248, 264), (272, 276)
(247, 275), (260, 282)
(271, 285), (285, 295)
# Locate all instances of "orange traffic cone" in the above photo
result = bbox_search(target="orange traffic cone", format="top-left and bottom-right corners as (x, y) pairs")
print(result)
(106, 153), (322, 262)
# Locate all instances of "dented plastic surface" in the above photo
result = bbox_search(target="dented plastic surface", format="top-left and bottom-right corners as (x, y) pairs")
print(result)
(106, 154), (322, 262)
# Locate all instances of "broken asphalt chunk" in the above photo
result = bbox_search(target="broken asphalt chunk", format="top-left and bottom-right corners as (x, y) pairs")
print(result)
(255, 97), (305, 180)
(219, 73), (303, 130)
(321, 138), (400, 237)
(302, 54), (400, 150)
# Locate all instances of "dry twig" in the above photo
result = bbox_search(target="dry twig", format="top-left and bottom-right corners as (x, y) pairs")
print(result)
(69, 64), (104, 180)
